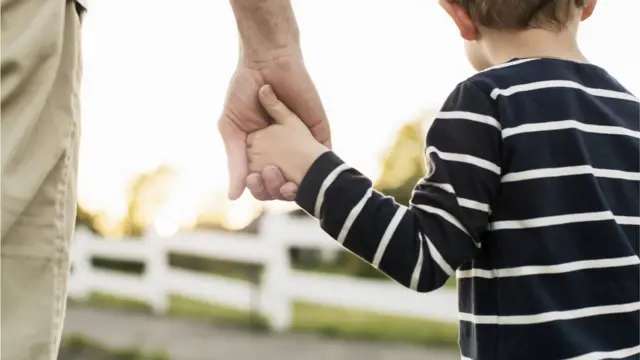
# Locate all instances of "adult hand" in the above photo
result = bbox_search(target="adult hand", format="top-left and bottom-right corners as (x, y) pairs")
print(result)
(219, 54), (331, 201)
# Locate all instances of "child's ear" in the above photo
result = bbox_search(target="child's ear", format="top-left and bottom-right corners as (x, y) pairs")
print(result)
(581, 0), (597, 21)
(438, 0), (479, 41)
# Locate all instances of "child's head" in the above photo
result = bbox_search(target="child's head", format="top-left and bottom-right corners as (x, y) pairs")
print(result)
(439, 0), (598, 71)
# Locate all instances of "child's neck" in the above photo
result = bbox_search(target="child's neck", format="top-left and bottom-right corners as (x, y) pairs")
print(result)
(482, 27), (587, 67)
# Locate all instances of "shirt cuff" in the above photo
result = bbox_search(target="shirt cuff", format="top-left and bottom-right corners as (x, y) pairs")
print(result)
(295, 151), (346, 217)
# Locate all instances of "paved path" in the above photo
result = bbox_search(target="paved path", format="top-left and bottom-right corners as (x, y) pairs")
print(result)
(63, 305), (460, 360)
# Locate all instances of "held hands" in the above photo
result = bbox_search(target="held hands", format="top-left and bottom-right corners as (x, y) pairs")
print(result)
(248, 85), (329, 186)
(219, 56), (331, 202)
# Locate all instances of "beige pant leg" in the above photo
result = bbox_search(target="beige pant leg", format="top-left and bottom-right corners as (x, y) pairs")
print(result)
(1, 1), (83, 359)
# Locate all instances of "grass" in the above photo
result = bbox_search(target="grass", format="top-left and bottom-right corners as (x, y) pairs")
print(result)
(84, 292), (459, 348)
(291, 302), (458, 347)
(60, 334), (169, 360)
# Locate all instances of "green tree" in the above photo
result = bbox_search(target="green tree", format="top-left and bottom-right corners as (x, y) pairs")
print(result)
(122, 165), (178, 237)
(76, 203), (100, 234)
(336, 113), (434, 279)
(375, 114), (433, 206)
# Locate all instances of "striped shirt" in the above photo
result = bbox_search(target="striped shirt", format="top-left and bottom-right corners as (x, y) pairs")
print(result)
(295, 58), (640, 360)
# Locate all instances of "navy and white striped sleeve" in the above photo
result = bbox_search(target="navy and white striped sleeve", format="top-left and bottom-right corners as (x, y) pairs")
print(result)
(295, 80), (502, 293)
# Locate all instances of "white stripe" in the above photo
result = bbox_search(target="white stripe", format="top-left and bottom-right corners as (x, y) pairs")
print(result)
(458, 198), (490, 213)
(490, 80), (640, 102)
(562, 344), (640, 360)
(336, 188), (372, 244)
(409, 232), (425, 291)
(502, 119), (640, 139)
(502, 165), (640, 183)
(457, 255), (640, 279)
(314, 164), (351, 218)
(460, 357), (474, 360)
(480, 58), (541, 73)
(459, 301), (640, 325)
(436, 111), (502, 130)
(372, 206), (406, 268)
(490, 211), (640, 230)
(416, 180), (490, 213)
(427, 146), (501, 175)
(417, 180), (455, 194)
(424, 232), (455, 276)
(617, 216), (640, 225)
(413, 204), (470, 236)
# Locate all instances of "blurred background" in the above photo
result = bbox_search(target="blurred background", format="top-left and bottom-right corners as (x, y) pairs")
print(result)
(62, 1), (640, 359)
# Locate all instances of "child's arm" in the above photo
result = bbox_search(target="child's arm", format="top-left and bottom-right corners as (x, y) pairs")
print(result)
(294, 81), (502, 292)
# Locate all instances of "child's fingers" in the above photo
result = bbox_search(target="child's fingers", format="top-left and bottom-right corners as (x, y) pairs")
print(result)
(258, 85), (298, 126)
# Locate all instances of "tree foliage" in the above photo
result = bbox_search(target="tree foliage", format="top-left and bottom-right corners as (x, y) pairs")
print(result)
(76, 203), (100, 234)
(339, 113), (434, 278)
(375, 114), (432, 206)
(122, 165), (178, 237)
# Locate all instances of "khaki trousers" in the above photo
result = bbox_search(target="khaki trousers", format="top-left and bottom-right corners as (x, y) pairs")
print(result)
(1, 0), (83, 359)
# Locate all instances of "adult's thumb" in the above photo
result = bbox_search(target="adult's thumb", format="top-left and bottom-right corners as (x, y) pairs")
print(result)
(258, 85), (296, 126)
(219, 122), (249, 200)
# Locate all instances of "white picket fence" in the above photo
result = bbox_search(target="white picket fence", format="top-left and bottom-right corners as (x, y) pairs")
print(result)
(68, 213), (458, 331)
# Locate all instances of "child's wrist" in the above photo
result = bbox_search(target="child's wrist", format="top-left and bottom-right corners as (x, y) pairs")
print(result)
(287, 145), (330, 185)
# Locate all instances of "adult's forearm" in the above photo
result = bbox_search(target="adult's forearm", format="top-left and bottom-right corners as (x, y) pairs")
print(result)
(230, 0), (301, 61)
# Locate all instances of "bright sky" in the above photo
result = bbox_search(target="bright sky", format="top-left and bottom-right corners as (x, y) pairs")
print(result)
(78, 0), (640, 226)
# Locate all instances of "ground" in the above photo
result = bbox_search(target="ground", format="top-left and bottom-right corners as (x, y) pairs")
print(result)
(62, 304), (460, 360)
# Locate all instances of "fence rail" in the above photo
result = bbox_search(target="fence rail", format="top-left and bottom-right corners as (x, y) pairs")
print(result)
(68, 213), (458, 331)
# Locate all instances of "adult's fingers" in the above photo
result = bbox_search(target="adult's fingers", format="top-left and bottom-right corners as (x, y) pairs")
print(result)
(258, 85), (298, 126)
(246, 173), (272, 201)
(279, 182), (298, 201)
(219, 120), (248, 200)
(262, 165), (287, 200)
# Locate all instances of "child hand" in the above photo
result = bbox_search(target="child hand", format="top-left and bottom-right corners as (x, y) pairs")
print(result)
(247, 85), (330, 186)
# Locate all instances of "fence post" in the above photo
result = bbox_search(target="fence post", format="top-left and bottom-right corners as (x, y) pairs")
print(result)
(145, 229), (169, 314)
(68, 228), (92, 301)
(258, 213), (293, 332)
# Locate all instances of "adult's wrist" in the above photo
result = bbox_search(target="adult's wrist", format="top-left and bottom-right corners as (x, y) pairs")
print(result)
(239, 43), (302, 70)
(230, 0), (302, 66)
